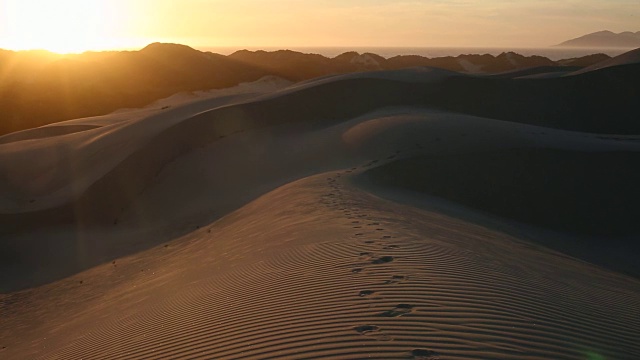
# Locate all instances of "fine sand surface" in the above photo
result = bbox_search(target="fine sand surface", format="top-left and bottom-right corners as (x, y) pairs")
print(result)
(1, 57), (640, 359)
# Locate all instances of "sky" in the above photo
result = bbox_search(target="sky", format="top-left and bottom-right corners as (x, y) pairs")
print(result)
(0, 0), (637, 53)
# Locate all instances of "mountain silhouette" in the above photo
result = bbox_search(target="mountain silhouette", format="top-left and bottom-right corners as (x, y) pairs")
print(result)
(0, 43), (615, 136)
(557, 30), (640, 48)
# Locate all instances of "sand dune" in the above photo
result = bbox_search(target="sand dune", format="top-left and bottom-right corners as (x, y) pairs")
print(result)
(1, 62), (640, 359)
(5, 63), (638, 226)
(485, 66), (579, 79)
(0, 77), (290, 213)
(0, 125), (102, 145)
(2, 172), (639, 359)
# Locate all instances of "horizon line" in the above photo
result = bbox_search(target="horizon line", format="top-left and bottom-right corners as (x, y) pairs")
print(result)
(3, 43), (638, 56)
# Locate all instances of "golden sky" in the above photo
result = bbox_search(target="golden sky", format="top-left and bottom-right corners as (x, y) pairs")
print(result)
(0, 0), (637, 53)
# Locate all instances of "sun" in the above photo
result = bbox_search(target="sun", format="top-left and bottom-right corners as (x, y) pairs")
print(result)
(0, 0), (124, 53)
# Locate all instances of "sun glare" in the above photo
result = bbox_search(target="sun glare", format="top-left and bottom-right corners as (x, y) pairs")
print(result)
(1, 0), (125, 53)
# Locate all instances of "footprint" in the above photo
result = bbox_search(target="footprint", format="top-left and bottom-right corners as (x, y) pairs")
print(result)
(411, 349), (440, 359)
(354, 325), (392, 341)
(359, 290), (375, 297)
(372, 256), (394, 264)
(378, 304), (414, 317)
(385, 275), (407, 284)
(364, 240), (375, 244)
(353, 226), (362, 229)
(354, 233), (364, 236)
(376, 228), (385, 231)
(354, 325), (379, 335)
(359, 252), (374, 261)
(382, 235), (392, 239)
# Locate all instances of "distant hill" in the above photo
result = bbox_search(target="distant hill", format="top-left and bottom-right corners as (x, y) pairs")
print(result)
(556, 53), (612, 67)
(570, 47), (640, 75)
(0, 43), (613, 136)
(557, 30), (640, 48)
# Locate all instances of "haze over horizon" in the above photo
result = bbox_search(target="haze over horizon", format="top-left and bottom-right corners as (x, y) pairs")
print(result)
(0, 0), (638, 54)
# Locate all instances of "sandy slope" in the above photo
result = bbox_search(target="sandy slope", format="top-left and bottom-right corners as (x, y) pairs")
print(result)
(2, 171), (639, 359)
(1, 66), (640, 359)
(0, 76), (291, 214)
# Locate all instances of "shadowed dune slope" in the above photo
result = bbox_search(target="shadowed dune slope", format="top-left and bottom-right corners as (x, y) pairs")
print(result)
(485, 66), (580, 79)
(434, 63), (640, 134)
(359, 149), (640, 236)
(356, 149), (640, 276)
(196, 62), (640, 135)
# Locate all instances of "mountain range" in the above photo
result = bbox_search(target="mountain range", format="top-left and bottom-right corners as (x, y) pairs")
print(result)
(557, 30), (640, 48)
(0, 43), (614, 136)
